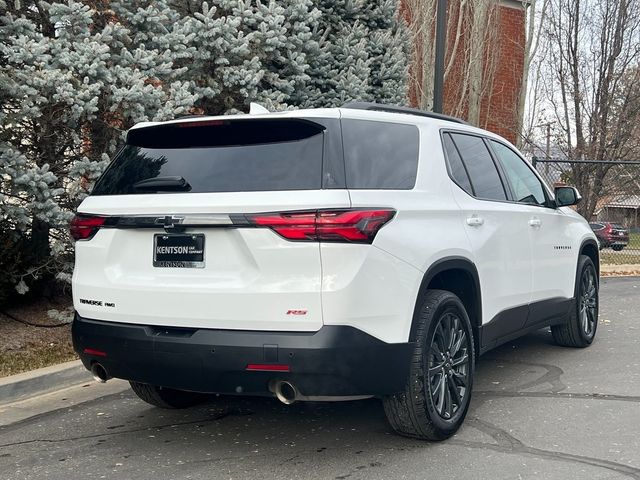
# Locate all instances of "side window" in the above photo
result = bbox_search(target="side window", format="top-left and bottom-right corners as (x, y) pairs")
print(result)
(490, 141), (547, 206)
(442, 133), (473, 195)
(449, 133), (507, 201)
(342, 119), (419, 189)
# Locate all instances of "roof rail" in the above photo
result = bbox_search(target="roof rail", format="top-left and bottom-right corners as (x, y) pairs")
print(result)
(340, 102), (469, 125)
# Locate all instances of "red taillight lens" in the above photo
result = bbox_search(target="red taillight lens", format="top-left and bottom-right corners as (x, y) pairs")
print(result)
(317, 209), (395, 242)
(70, 214), (106, 240)
(246, 209), (395, 243)
(249, 211), (317, 240)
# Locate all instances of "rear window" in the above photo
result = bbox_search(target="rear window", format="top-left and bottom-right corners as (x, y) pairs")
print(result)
(92, 119), (331, 195)
(342, 119), (419, 189)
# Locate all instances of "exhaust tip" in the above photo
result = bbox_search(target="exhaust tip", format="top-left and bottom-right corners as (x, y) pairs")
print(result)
(273, 381), (297, 405)
(91, 363), (109, 383)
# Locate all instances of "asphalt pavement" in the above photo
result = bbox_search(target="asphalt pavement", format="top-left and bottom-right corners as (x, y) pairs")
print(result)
(1, 276), (639, 480)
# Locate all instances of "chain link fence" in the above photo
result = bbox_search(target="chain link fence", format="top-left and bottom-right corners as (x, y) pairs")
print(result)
(533, 158), (640, 266)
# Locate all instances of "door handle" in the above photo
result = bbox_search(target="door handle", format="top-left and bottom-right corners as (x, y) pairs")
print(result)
(466, 216), (484, 227)
(529, 217), (542, 228)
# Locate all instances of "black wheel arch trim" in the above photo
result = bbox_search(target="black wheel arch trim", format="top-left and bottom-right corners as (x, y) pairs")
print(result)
(579, 238), (600, 278)
(409, 256), (482, 344)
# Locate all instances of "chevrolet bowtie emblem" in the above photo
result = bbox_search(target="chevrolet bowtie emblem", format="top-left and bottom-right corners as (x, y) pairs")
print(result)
(156, 215), (185, 229)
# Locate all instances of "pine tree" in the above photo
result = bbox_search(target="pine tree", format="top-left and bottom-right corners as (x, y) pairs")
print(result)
(304, 0), (409, 107)
(0, 0), (408, 302)
(0, 0), (197, 300)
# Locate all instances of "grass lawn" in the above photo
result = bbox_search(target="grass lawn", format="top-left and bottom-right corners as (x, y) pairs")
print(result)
(0, 297), (76, 378)
(601, 251), (640, 265)
(0, 343), (76, 378)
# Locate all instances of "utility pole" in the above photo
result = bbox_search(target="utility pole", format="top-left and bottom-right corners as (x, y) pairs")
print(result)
(533, 122), (553, 174)
(545, 123), (551, 176)
(545, 123), (551, 159)
(433, 0), (447, 113)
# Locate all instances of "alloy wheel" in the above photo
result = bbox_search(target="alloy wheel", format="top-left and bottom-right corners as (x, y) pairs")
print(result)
(580, 266), (598, 337)
(427, 311), (471, 419)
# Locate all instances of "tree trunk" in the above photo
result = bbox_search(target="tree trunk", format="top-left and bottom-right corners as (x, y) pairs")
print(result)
(467, 0), (489, 125)
(30, 218), (51, 265)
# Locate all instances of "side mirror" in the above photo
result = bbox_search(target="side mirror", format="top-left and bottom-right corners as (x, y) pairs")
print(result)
(554, 186), (582, 207)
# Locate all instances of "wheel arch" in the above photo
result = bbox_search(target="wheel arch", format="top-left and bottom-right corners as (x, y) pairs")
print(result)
(409, 257), (482, 354)
(579, 238), (600, 278)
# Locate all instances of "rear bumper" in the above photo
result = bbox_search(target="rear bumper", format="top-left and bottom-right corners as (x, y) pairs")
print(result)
(72, 314), (414, 397)
(600, 236), (629, 245)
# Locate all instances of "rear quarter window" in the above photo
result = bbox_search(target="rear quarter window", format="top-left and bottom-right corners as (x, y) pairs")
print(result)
(341, 119), (419, 189)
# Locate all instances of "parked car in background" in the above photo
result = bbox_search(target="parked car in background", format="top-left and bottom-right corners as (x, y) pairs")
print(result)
(589, 222), (629, 251)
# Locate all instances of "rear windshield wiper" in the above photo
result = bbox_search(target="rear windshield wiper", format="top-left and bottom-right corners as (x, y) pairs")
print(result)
(133, 176), (191, 192)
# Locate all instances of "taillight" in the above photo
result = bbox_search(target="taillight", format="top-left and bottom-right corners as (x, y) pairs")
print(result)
(317, 210), (395, 242)
(70, 214), (106, 240)
(248, 211), (317, 240)
(246, 209), (395, 243)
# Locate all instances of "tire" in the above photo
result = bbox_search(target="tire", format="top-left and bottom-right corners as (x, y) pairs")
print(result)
(612, 245), (624, 251)
(551, 255), (598, 348)
(383, 289), (475, 441)
(129, 381), (207, 409)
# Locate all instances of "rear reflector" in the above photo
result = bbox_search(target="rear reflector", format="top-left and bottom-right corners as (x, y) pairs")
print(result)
(246, 209), (395, 243)
(246, 364), (291, 372)
(70, 214), (106, 240)
(83, 348), (107, 357)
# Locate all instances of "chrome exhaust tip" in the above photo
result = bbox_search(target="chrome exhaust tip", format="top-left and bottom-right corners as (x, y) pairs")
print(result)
(273, 380), (298, 405)
(90, 363), (109, 383)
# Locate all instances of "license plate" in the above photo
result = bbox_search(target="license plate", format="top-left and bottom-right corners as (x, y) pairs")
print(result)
(153, 234), (205, 268)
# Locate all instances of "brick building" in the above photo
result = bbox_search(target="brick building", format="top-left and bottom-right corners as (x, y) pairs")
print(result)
(404, 0), (527, 144)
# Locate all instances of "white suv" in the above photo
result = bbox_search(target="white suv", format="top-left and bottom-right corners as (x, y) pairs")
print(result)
(71, 103), (599, 440)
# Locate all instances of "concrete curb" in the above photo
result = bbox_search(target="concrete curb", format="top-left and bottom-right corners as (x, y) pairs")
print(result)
(0, 360), (92, 406)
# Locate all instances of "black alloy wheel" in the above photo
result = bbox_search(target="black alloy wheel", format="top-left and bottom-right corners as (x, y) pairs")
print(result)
(383, 289), (475, 441)
(552, 255), (598, 348)
(578, 264), (598, 338)
(428, 312), (471, 420)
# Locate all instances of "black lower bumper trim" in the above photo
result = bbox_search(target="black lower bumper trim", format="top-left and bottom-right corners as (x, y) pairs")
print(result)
(72, 314), (414, 397)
